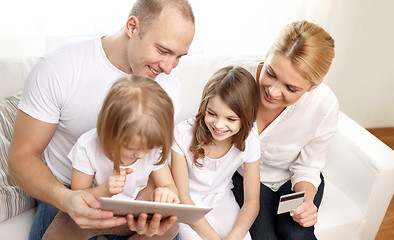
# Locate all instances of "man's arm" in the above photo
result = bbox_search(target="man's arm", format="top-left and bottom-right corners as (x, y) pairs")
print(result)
(9, 110), (176, 235)
(9, 110), (64, 205)
(8, 110), (127, 228)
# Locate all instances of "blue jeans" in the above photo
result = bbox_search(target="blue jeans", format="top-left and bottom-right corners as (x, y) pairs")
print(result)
(29, 200), (132, 240)
(231, 172), (324, 240)
(104, 235), (130, 240)
(105, 232), (179, 240)
(28, 199), (59, 240)
(29, 199), (178, 240)
(29, 189), (133, 240)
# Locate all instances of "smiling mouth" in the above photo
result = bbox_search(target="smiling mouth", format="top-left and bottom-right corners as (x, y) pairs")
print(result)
(212, 126), (229, 135)
(265, 90), (279, 103)
(149, 66), (160, 75)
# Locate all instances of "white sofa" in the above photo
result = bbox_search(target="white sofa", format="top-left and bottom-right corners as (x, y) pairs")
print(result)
(0, 55), (393, 240)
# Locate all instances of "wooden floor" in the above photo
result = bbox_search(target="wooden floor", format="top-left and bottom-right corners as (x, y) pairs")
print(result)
(367, 127), (394, 240)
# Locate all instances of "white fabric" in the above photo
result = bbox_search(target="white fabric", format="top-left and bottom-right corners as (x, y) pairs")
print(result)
(315, 181), (364, 240)
(234, 61), (339, 191)
(172, 118), (259, 239)
(69, 128), (164, 200)
(0, 58), (36, 99)
(18, 37), (181, 185)
(172, 118), (260, 198)
(179, 191), (251, 240)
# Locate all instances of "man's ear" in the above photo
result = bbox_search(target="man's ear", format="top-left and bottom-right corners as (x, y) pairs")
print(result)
(125, 16), (139, 38)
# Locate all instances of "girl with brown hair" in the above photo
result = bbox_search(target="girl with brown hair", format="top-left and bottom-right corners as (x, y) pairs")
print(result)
(171, 66), (261, 239)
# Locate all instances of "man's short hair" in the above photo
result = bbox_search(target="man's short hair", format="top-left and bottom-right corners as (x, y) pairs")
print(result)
(129, 0), (195, 37)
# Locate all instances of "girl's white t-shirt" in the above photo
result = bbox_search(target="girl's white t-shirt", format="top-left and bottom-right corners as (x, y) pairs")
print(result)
(172, 118), (261, 199)
(69, 128), (164, 200)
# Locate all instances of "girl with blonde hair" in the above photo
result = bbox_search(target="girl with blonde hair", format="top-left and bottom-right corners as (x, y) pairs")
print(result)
(43, 75), (179, 240)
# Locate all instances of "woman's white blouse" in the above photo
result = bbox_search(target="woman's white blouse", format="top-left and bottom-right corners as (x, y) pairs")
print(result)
(234, 60), (339, 191)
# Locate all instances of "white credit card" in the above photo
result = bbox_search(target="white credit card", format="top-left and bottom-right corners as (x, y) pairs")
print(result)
(277, 191), (305, 214)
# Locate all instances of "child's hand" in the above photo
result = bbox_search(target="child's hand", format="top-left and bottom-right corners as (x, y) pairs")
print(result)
(152, 187), (180, 204)
(108, 168), (133, 196)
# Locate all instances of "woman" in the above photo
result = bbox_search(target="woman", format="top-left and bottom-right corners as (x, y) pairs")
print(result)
(231, 20), (338, 240)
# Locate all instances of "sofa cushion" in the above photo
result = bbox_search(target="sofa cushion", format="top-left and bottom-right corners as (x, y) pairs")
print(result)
(0, 58), (36, 99)
(0, 92), (35, 222)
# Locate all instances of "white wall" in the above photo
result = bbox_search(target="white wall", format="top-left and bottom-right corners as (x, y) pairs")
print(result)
(0, 0), (393, 128)
(189, 0), (394, 128)
(325, 0), (394, 128)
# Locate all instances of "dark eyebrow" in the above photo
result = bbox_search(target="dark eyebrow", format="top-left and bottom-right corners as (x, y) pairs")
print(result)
(288, 84), (303, 91)
(207, 107), (238, 119)
(155, 43), (188, 58)
(267, 65), (277, 77)
(206, 107), (214, 112)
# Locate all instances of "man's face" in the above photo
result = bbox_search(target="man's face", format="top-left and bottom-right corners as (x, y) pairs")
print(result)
(127, 8), (195, 78)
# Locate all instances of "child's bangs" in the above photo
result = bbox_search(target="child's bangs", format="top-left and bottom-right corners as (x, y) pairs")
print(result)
(122, 117), (164, 150)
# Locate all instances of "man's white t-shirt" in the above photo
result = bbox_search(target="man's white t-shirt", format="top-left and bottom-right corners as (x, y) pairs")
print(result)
(172, 118), (261, 199)
(69, 128), (164, 200)
(19, 37), (181, 185)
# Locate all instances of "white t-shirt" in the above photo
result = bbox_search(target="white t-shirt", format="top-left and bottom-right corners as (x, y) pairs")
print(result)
(19, 37), (181, 185)
(172, 118), (261, 199)
(232, 60), (339, 191)
(69, 128), (164, 200)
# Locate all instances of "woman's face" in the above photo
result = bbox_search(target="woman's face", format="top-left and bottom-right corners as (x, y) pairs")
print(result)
(258, 53), (317, 110)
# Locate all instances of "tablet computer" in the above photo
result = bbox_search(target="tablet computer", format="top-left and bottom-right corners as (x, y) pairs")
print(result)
(99, 197), (212, 224)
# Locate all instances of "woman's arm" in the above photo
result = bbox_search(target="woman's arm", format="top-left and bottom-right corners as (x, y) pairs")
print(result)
(171, 150), (221, 240)
(226, 160), (260, 240)
(291, 181), (318, 227)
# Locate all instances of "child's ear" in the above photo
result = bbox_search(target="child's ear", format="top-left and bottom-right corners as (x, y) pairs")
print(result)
(125, 16), (139, 38)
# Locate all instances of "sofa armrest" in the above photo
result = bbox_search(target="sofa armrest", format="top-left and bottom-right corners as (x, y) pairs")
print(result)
(0, 208), (36, 240)
(323, 111), (394, 240)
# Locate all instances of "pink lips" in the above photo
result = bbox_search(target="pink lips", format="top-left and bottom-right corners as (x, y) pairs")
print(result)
(148, 65), (160, 78)
(264, 90), (278, 103)
(211, 126), (228, 137)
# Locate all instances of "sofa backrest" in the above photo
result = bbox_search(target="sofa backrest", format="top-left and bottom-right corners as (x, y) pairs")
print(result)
(172, 54), (261, 124)
(0, 58), (37, 99)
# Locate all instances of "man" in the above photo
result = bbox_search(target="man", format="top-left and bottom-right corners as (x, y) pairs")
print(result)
(8, 0), (195, 239)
